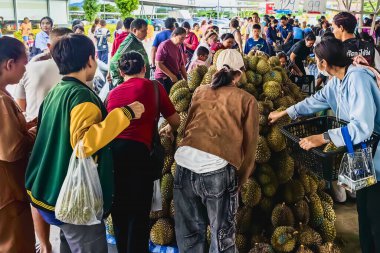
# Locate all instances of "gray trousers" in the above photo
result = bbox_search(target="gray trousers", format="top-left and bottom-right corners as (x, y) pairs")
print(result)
(173, 165), (239, 253)
(59, 220), (107, 253)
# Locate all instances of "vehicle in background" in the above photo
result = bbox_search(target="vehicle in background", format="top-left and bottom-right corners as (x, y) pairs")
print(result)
(212, 19), (230, 33)
(152, 18), (165, 31)
(106, 19), (119, 24)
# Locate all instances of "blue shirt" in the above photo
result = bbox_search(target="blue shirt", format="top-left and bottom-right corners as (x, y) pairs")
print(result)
(304, 27), (313, 35)
(286, 65), (380, 180)
(244, 38), (269, 55)
(278, 24), (293, 40)
(35, 31), (49, 51)
(293, 27), (304, 40)
(153, 29), (172, 48)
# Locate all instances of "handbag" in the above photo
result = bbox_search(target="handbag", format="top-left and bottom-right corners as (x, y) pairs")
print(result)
(150, 81), (165, 180)
(337, 126), (377, 192)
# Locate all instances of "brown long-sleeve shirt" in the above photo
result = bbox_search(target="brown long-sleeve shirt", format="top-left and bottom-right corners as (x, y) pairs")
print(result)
(179, 84), (259, 184)
(0, 90), (35, 210)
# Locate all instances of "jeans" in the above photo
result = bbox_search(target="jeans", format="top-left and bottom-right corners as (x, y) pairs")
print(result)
(98, 50), (109, 64)
(173, 165), (238, 253)
(357, 182), (380, 253)
(111, 139), (154, 253)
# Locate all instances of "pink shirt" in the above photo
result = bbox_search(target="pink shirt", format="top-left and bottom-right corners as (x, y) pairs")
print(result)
(154, 39), (184, 79)
(187, 59), (207, 73)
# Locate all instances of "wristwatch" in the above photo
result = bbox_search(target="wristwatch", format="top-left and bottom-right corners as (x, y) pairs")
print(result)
(323, 132), (331, 143)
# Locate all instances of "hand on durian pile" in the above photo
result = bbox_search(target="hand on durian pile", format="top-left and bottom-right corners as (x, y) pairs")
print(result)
(159, 124), (175, 142)
(299, 134), (327, 151)
(268, 110), (288, 124)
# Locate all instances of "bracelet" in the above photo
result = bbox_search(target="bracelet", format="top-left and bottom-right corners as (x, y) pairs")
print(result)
(121, 106), (135, 120)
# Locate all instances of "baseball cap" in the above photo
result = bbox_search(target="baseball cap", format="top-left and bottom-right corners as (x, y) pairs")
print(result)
(216, 49), (245, 72)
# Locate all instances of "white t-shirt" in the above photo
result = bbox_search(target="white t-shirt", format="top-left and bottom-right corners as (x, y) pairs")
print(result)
(175, 146), (228, 174)
(14, 58), (61, 121)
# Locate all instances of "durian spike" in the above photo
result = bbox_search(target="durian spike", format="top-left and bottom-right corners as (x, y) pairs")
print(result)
(328, 242), (333, 251)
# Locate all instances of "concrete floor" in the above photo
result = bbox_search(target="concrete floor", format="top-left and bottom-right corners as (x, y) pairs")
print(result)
(334, 200), (361, 253)
(47, 201), (361, 253)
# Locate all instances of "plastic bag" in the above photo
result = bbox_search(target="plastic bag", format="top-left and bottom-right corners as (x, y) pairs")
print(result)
(55, 141), (104, 225)
(338, 127), (377, 192)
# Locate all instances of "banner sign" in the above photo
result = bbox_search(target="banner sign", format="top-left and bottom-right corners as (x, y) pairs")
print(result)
(304, 0), (327, 13)
(275, 0), (300, 12)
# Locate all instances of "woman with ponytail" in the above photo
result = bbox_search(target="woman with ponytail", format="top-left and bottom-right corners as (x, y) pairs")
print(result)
(230, 18), (243, 52)
(106, 51), (180, 253)
(172, 49), (259, 251)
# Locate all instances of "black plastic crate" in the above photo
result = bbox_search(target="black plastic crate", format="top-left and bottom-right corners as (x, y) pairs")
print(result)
(280, 116), (380, 180)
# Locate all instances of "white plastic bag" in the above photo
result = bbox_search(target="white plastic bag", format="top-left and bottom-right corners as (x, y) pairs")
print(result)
(338, 127), (377, 193)
(55, 141), (104, 225)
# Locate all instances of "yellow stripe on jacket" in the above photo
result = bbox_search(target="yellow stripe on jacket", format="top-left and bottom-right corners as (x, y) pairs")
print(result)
(70, 102), (131, 156)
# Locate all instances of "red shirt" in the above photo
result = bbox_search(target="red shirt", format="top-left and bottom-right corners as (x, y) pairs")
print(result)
(106, 78), (176, 149)
(184, 32), (199, 52)
(111, 31), (129, 57)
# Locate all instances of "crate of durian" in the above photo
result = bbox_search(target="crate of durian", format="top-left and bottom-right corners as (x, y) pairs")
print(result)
(280, 116), (380, 180)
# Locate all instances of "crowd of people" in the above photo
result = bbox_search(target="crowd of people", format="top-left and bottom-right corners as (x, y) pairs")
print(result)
(1, 10), (380, 253)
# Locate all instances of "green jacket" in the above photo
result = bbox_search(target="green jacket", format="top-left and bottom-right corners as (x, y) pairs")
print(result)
(109, 33), (150, 87)
(25, 78), (114, 214)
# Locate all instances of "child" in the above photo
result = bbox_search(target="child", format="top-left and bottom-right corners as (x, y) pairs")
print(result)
(27, 33), (34, 52)
(95, 19), (111, 64)
(244, 24), (269, 55)
(25, 34), (144, 252)
(187, 46), (209, 73)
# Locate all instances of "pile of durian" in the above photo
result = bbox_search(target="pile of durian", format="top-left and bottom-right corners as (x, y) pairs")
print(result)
(149, 49), (341, 253)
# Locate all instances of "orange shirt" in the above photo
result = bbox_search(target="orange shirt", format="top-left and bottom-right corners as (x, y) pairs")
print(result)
(20, 22), (32, 36)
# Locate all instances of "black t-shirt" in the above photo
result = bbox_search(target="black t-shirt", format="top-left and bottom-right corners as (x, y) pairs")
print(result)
(289, 40), (313, 73)
(343, 38), (375, 66)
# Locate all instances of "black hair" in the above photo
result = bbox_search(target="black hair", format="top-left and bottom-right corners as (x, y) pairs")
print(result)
(321, 31), (335, 40)
(72, 19), (83, 29)
(40, 16), (53, 26)
(221, 33), (234, 41)
(193, 22), (199, 28)
(208, 20), (213, 25)
(211, 25), (219, 33)
(333, 12), (357, 34)
(288, 18), (294, 25)
(280, 16), (287, 21)
(197, 46), (209, 57)
(0, 37), (26, 75)
(131, 19), (147, 30)
(172, 27), (186, 36)
(252, 12), (259, 17)
(123, 17), (134, 29)
(51, 27), (74, 38)
(230, 18), (239, 29)
(314, 38), (352, 68)
(252, 24), (261, 30)
(51, 34), (95, 75)
(270, 16), (275, 19)
(247, 17), (253, 21)
(73, 25), (84, 33)
(211, 65), (241, 89)
(165, 18), (177, 29)
(305, 33), (316, 41)
(277, 52), (287, 60)
(359, 32), (375, 44)
(182, 21), (191, 30)
(272, 19), (279, 24)
(118, 51), (145, 76)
